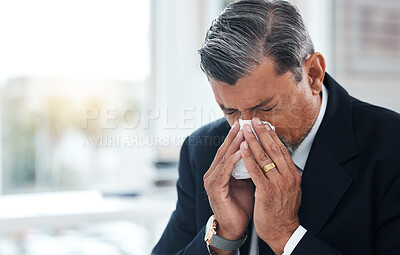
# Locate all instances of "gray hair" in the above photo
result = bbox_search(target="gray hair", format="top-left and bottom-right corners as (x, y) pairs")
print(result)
(198, 0), (314, 85)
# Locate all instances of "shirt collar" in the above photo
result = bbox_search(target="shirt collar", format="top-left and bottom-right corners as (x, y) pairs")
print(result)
(291, 84), (329, 171)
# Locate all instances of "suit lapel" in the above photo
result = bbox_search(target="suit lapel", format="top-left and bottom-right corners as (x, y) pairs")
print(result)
(298, 73), (358, 235)
(299, 136), (353, 234)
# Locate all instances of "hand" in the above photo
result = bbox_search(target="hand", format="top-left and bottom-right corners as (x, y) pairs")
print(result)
(240, 117), (302, 255)
(204, 121), (255, 242)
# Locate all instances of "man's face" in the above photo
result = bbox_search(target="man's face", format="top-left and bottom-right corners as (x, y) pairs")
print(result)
(210, 58), (320, 152)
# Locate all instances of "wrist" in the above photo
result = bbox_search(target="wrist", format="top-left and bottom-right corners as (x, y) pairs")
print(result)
(217, 225), (246, 241)
(263, 221), (300, 255)
(205, 215), (248, 252)
(209, 246), (238, 255)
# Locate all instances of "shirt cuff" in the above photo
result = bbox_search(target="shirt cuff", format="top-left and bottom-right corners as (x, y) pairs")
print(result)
(282, 225), (307, 255)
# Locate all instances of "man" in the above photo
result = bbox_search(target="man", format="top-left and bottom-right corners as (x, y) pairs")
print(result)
(152, 0), (400, 254)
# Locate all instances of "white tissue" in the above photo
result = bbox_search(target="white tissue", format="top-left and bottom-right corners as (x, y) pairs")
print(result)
(232, 119), (275, 179)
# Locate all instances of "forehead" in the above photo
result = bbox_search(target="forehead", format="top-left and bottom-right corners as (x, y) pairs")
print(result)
(210, 59), (294, 108)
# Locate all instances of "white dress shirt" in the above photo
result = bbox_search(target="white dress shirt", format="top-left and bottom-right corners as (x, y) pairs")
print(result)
(206, 85), (329, 254)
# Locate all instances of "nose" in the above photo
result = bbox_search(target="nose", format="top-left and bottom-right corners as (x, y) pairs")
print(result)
(240, 112), (255, 121)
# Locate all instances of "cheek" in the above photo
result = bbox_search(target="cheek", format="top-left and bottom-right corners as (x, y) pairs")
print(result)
(258, 105), (302, 131)
(274, 97), (313, 131)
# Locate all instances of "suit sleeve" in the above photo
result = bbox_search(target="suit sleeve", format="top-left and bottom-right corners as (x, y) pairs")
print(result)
(292, 172), (400, 255)
(152, 137), (210, 255)
(373, 172), (400, 254)
(290, 231), (344, 255)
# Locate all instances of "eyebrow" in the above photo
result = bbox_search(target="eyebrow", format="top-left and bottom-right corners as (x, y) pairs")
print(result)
(219, 97), (274, 111)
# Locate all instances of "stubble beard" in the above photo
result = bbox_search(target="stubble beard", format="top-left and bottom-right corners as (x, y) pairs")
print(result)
(277, 128), (310, 157)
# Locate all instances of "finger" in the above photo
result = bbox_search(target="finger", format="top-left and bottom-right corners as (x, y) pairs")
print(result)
(212, 130), (244, 182)
(251, 118), (291, 178)
(226, 129), (245, 157)
(242, 123), (281, 182)
(240, 141), (268, 186)
(214, 120), (240, 163)
(204, 121), (240, 180)
(205, 129), (244, 181)
(242, 123), (281, 185)
(242, 124), (280, 179)
(215, 150), (242, 187)
(205, 153), (232, 191)
(267, 126), (300, 179)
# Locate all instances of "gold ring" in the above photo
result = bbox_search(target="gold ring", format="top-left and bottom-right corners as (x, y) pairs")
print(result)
(262, 162), (276, 174)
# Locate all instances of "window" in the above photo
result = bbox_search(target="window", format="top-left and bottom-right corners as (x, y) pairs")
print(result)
(333, 0), (400, 112)
(0, 0), (151, 194)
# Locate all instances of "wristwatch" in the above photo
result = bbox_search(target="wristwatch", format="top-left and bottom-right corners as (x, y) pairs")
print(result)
(204, 215), (248, 251)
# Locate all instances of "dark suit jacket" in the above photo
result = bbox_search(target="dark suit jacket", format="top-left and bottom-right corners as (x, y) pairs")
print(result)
(152, 74), (400, 255)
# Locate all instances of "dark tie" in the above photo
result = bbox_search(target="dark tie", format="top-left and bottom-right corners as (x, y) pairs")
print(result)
(258, 236), (275, 255)
(240, 218), (254, 255)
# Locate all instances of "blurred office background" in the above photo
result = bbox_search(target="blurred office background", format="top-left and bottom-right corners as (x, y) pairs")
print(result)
(0, 0), (399, 254)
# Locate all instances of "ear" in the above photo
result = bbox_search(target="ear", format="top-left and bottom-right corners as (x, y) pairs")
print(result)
(304, 53), (326, 96)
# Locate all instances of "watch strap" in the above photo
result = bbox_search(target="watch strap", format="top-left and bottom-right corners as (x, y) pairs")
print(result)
(209, 231), (248, 251)
(204, 215), (248, 251)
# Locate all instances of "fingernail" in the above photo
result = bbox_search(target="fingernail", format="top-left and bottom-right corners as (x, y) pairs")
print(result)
(254, 117), (261, 125)
(243, 141), (248, 149)
(235, 150), (241, 155)
(246, 124), (252, 133)
(265, 124), (271, 131)
(232, 121), (237, 129)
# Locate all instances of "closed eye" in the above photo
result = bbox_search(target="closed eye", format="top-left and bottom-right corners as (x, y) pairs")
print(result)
(260, 107), (274, 112)
(259, 103), (277, 112)
(224, 109), (237, 115)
